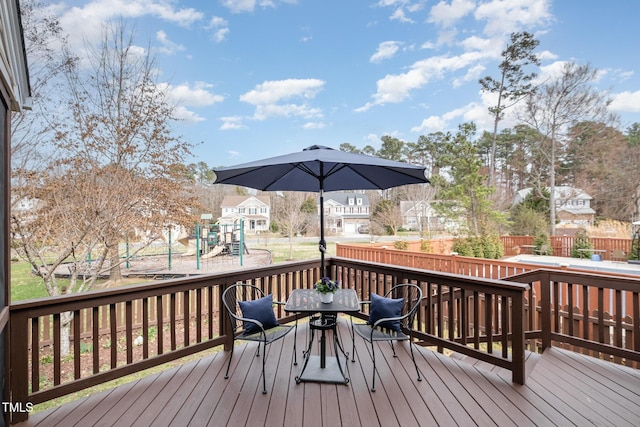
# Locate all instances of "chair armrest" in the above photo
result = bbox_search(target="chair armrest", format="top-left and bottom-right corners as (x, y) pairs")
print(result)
(273, 301), (286, 306)
(371, 314), (407, 328)
(359, 300), (371, 306)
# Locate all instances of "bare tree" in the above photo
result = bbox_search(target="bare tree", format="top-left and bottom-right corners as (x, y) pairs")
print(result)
(519, 62), (615, 235)
(11, 0), (77, 195)
(273, 192), (314, 260)
(11, 21), (198, 354)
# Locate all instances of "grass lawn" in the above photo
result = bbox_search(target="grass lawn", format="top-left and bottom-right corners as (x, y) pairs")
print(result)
(250, 240), (338, 263)
(10, 260), (50, 302)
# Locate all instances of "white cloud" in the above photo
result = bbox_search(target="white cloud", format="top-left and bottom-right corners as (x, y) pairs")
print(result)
(165, 82), (224, 107)
(220, 116), (247, 130)
(207, 16), (230, 43)
(59, 0), (203, 50)
(536, 50), (558, 61)
(474, 0), (552, 37)
(357, 50), (489, 111)
(452, 64), (485, 88)
(303, 121), (326, 129)
(370, 41), (402, 63)
(221, 0), (298, 14)
(610, 90), (640, 113)
(428, 0), (475, 28)
(240, 79), (325, 120)
(155, 81), (224, 124)
(173, 106), (205, 123)
(156, 30), (185, 55)
(221, 0), (257, 13)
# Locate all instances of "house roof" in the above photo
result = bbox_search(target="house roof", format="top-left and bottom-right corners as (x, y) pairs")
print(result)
(221, 195), (270, 207)
(512, 186), (593, 206)
(321, 192), (370, 206)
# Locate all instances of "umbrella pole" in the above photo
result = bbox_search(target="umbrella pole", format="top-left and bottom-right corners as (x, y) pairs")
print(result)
(319, 188), (326, 278)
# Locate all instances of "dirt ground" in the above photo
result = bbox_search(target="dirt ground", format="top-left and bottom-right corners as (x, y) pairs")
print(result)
(122, 249), (273, 277)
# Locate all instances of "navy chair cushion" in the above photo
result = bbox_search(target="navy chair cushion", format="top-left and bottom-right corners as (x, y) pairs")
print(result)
(239, 294), (279, 334)
(368, 293), (404, 332)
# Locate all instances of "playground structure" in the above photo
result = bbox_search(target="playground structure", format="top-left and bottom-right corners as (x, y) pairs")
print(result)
(178, 217), (249, 267)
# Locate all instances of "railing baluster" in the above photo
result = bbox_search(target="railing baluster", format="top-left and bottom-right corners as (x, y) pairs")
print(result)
(73, 309), (81, 379)
(53, 313), (61, 385)
(126, 301), (133, 364)
(92, 307), (99, 374)
(30, 317), (39, 393)
(110, 304), (117, 369)
(485, 293), (493, 354)
(196, 288), (202, 343)
(143, 298), (149, 359)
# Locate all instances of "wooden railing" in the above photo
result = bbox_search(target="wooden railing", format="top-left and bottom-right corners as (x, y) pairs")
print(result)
(10, 256), (639, 423)
(330, 258), (530, 385)
(8, 260), (323, 424)
(505, 269), (640, 367)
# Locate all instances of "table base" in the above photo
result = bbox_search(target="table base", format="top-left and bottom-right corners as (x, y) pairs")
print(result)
(296, 355), (349, 384)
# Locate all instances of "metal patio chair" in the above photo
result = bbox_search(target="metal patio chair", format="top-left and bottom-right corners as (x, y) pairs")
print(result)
(222, 283), (297, 394)
(351, 283), (423, 392)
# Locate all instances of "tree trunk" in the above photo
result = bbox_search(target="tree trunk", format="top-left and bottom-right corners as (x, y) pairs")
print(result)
(60, 311), (73, 357)
(109, 252), (122, 282)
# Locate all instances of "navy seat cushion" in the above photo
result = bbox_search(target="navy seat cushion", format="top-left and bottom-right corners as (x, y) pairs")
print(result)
(239, 294), (279, 334)
(368, 293), (404, 332)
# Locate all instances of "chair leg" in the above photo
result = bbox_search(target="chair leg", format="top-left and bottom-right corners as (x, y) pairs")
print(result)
(409, 340), (422, 382)
(261, 341), (267, 394)
(350, 317), (356, 362)
(293, 318), (298, 366)
(370, 340), (377, 392)
(389, 341), (397, 357)
(224, 343), (234, 379)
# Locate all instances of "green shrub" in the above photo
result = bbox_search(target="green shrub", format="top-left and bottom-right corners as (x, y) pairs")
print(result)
(393, 240), (408, 250)
(570, 229), (593, 258)
(419, 239), (432, 253)
(452, 235), (504, 259)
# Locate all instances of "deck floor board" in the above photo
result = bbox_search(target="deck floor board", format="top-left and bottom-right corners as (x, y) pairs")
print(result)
(17, 320), (640, 427)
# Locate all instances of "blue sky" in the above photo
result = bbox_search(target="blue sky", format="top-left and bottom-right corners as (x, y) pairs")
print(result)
(45, 0), (640, 167)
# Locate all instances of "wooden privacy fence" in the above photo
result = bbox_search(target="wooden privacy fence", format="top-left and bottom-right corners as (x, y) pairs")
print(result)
(501, 235), (632, 258)
(343, 235), (632, 259)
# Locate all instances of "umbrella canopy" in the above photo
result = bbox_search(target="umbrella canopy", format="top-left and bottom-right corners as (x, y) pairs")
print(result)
(212, 145), (430, 276)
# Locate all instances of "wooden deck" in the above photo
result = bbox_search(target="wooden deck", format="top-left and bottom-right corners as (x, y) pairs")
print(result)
(18, 320), (640, 427)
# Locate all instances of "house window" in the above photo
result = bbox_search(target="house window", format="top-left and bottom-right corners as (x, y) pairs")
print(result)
(348, 198), (354, 205)
(578, 200), (584, 206)
(260, 208), (267, 214)
(238, 208), (245, 214)
(356, 198), (362, 205)
(249, 208), (256, 215)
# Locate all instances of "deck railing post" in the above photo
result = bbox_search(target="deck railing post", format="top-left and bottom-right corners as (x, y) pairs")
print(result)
(512, 290), (527, 385)
(540, 271), (552, 350)
(221, 281), (234, 352)
(8, 310), (30, 423)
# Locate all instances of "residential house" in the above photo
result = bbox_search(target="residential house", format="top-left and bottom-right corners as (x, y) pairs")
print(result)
(400, 200), (442, 232)
(218, 195), (270, 233)
(513, 186), (596, 226)
(321, 192), (370, 234)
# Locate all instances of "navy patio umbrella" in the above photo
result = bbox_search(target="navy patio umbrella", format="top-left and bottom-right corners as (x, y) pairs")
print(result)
(212, 145), (430, 277)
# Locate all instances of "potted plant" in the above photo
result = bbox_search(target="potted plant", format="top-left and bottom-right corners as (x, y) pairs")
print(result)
(314, 277), (340, 303)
